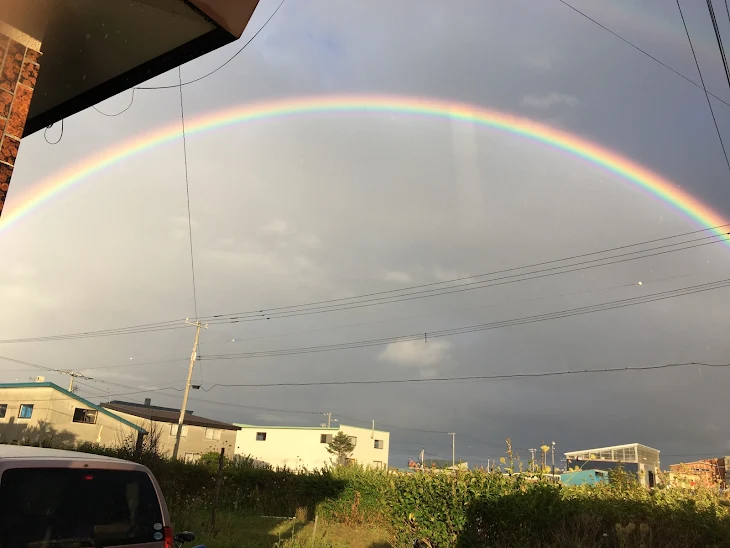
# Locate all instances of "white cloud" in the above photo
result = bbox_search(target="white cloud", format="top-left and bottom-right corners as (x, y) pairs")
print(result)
(385, 270), (413, 284)
(204, 248), (275, 270)
(299, 233), (323, 248)
(433, 266), (470, 282)
(378, 340), (453, 369)
(524, 53), (553, 71)
(522, 92), (579, 110)
(261, 219), (289, 234)
(169, 216), (200, 240)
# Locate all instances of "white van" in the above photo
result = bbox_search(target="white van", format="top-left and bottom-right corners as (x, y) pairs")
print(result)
(0, 445), (198, 548)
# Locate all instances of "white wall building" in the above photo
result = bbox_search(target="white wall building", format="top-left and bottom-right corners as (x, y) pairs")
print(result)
(565, 443), (660, 488)
(234, 423), (390, 471)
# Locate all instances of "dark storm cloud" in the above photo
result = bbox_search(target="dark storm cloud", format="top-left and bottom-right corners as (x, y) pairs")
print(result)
(2, 0), (730, 467)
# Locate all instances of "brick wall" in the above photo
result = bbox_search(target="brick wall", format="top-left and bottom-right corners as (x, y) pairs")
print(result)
(0, 33), (40, 216)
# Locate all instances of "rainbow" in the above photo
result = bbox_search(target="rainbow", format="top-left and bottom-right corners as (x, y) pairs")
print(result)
(1, 94), (728, 242)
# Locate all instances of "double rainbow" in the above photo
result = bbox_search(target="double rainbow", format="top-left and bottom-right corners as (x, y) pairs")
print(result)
(1, 95), (727, 242)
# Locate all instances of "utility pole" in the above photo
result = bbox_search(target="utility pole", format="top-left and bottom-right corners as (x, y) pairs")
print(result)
(529, 448), (537, 472)
(172, 319), (207, 460)
(449, 432), (456, 468)
(61, 370), (89, 393)
(551, 441), (556, 480)
(420, 447), (425, 469)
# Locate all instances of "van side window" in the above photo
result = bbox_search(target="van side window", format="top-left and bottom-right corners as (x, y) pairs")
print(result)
(0, 468), (163, 546)
(0, 404), (7, 418)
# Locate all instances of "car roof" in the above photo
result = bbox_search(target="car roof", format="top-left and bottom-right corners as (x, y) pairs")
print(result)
(0, 445), (131, 464)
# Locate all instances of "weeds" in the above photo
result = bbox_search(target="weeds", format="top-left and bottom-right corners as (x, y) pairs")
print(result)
(7, 440), (730, 547)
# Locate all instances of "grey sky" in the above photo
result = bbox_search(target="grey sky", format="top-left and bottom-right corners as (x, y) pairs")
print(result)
(2, 0), (730, 467)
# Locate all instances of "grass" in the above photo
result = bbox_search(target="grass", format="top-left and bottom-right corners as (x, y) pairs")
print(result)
(280, 521), (393, 548)
(170, 507), (393, 548)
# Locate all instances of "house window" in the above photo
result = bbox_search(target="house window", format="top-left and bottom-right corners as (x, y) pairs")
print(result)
(184, 453), (201, 463)
(320, 434), (332, 444)
(170, 424), (188, 437)
(373, 461), (383, 468)
(204, 428), (222, 441)
(73, 408), (98, 424)
(0, 404), (7, 418)
(256, 432), (267, 441)
(345, 458), (356, 465)
(18, 404), (33, 419)
(374, 439), (384, 449)
(349, 436), (357, 446)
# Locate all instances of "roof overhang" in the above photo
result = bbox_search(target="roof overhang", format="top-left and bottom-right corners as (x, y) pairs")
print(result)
(1, 0), (260, 136)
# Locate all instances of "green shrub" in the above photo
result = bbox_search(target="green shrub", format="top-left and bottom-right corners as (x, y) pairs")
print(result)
(14, 441), (730, 547)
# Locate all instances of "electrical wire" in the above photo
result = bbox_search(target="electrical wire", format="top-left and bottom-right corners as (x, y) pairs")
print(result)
(178, 66), (199, 321)
(0, 354), (63, 374)
(91, 0), (286, 116)
(64, 370), (730, 456)
(199, 277), (730, 361)
(201, 270), (705, 347)
(43, 120), (64, 145)
(92, 89), (136, 117)
(135, 0), (286, 91)
(198, 361), (730, 390)
(707, 0), (730, 96)
(677, 0), (730, 171)
(0, 364), (498, 441)
(1, 224), (728, 345)
(200, 234), (727, 323)
(0, 324), (190, 344)
(193, 229), (730, 323)
(557, 0), (730, 108)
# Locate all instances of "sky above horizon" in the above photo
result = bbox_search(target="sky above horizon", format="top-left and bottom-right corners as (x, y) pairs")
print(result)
(3, 0), (730, 468)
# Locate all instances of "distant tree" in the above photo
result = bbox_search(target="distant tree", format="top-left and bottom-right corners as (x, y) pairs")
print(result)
(327, 431), (355, 465)
(609, 462), (638, 489)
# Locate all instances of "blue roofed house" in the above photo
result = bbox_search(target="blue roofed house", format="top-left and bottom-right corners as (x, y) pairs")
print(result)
(0, 381), (146, 448)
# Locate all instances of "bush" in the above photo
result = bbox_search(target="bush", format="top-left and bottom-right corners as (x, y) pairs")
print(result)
(13, 440), (730, 547)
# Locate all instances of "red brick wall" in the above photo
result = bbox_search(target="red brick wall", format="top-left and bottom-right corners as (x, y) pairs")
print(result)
(0, 34), (40, 216)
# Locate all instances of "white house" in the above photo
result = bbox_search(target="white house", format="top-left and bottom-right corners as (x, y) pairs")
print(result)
(565, 443), (661, 488)
(234, 423), (390, 470)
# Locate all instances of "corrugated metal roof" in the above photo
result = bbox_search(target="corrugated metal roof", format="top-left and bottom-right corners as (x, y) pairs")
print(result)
(104, 401), (240, 430)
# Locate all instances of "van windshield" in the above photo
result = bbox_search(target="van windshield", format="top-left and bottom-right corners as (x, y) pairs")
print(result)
(0, 468), (164, 547)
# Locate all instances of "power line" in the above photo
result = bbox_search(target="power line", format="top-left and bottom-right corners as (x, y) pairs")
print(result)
(0, 323), (188, 344)
(0, 357), (188, 373)
(43, 120), (64, 145)
(556, 0), (730, 108)
(198, 361), (730, 390)
(201, 270), (705, 347)
(91, 0), (286, 116)
(0, 355), (489, 439)
(707, 0), (730, 96)
(198, 277), (730, 361)
(67, 370), (730, 456)
(677, 0), (730, 171)
(178, 66), (198, 320)
(1, 224), (728, 345)
(199, 231), (730, 324)
(136, 0), (286, 91)
(92, 89), (136, 117)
